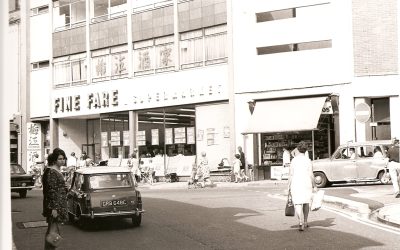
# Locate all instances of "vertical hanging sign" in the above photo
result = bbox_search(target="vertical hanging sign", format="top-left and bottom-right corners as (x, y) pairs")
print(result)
(26, 122), (42, 172)
(151, 129), (159, 145)
(165, 128), (173, 145)
(123, 131), (130, 146)
(101, 132), (108, 147)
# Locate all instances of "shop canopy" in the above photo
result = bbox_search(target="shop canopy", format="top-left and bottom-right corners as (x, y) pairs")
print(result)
(243, 96), (327, 134)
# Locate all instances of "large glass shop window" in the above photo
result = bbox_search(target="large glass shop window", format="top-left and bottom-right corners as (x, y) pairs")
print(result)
(100, 112), (130, 159)
(138, 105), (196, 176)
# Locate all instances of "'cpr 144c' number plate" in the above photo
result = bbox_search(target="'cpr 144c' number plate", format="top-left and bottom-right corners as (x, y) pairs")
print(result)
(101, 200), (127, 207)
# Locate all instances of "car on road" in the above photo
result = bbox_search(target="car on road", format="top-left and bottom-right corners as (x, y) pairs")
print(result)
(67, 166), (144, 227)
(312, 140), (392, 188)
(10, 164), (35, 198)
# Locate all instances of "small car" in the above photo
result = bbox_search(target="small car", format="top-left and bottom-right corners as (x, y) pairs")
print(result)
(10, 164), (35, 198)
(67, 166), (144, 227)
(312, 140), (392, 188)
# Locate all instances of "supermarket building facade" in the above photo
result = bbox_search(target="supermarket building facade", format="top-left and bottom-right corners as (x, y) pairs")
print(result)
(13, 0), (400, 177)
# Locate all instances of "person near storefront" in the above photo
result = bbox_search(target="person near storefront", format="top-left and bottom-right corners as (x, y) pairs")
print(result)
(42, 148), (68, 249)
(238, 146), (249, 181)
(288, 141), (318, 231)
(127, 153), (141, 183)
(281, 146), (291, 180)
(387, 138), (400, 198)
(233, 154), (242, 183)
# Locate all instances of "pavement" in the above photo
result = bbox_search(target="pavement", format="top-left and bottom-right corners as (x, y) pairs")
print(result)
(137, 179), (400, 228)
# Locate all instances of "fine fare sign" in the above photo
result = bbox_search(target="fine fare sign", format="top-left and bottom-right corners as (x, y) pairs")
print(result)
(53, 84), (224, 117)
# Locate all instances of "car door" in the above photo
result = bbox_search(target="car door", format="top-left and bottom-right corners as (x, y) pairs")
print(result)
(357, 145), (388, 179)
(329, 146), (358, 181)
(69, 173), (84, 216)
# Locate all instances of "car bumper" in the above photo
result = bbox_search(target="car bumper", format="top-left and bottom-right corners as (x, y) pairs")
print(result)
(11, 186), (35, 190)
(82, 209), (145, 219)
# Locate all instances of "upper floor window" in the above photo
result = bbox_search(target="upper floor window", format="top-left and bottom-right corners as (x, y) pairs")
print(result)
(256, 40), (332, 55)
(180, 24), (227, 70)
(53, 0), (86, 32)
(53, 53), (87, 88)
(31, 5), (49, 16)
(92, 45), (128, 83)
(91, 0), (127, 23)
(31, 61), (50, 70)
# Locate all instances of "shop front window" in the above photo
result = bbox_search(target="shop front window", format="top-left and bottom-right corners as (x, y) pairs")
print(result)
(138, 106), (196, 177)
(100, 112), (130, 161)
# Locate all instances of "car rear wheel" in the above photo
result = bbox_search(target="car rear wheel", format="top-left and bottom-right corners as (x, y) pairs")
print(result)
(19, 190), (27, 198)
(132, 214), (142, 227)
(314, 172), (328, 188)
(378, 170), (391, 184)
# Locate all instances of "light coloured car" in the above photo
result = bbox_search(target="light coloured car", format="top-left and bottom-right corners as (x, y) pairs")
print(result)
(312, 140), (392, 188)
(67, 166), (144, 227)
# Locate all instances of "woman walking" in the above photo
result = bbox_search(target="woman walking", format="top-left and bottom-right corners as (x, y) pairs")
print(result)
(288, 141), (317, 231)
(42, 148), (68, 249)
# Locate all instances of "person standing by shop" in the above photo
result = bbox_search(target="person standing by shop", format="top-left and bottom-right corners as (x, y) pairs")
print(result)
(238, 146), (249, 181)
(128, 153), (140, 183)
(281, 146), (291, 180)
(42, 148), (68, 249)
(387, 138), (400, 198)
(233, 154), (242, 183)
(199, 151), (212, 187)
(288, 141), (317, 231)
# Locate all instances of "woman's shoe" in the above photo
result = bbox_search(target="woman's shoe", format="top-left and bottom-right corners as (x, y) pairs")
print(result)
(304, 222), (309, 228)
(299, 224), (304, 231)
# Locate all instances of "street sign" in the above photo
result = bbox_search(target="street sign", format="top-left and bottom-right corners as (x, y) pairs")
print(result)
(355, 103), (371, 123)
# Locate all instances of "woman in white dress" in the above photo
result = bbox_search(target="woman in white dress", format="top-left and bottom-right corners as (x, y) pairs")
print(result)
(288, 141), (317, 231)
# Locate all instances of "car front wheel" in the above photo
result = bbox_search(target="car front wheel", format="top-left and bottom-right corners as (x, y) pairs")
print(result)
(19, 190), (27, 198)
(378, 170), (391, 184)
(132, 214), (142, 227)
(314, 172), (328, 188)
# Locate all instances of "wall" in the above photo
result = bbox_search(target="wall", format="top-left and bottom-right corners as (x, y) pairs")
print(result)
(91, 16), (127, 50)
(7, 22), (20, 119)
(30, 68), (51, 118)
(53, 26), (86, 57)
(58, 119), (87, 158)
(231, 0), (354, 94)
(196, 102), (230, 171)
(352, 0), (398, 76)
(30, 2), (51, 62)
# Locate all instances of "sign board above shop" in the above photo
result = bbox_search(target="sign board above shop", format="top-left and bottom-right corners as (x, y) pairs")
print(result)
(51, 78), (228, 118)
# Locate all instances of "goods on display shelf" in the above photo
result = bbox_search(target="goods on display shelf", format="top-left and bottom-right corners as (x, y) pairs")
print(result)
(261, 131), (329, 165)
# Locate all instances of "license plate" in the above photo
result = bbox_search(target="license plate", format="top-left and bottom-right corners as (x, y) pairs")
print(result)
(101, 200), (127, 207)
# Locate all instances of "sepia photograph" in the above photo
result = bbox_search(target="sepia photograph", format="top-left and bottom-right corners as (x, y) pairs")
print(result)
(2, 0), (400, 249)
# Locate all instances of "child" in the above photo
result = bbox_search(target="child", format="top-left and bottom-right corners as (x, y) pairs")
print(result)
(233, 154), (242, 183)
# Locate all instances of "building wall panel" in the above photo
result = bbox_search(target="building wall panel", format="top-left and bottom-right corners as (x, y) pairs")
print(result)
(90, 16), (127, 51)
(53, 26), (86, 57)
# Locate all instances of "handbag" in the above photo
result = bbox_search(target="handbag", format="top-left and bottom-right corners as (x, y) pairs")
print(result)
(311, 190), (325, 211)
(46, 218), (62, 248)
(285, 192), (295, 216)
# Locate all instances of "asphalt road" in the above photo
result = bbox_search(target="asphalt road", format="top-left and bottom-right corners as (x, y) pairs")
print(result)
(11, 186), (400, 250)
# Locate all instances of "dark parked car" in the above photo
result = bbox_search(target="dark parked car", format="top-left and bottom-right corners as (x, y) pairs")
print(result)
(10, 164), (35, 198)
(67, 166), (144, 227)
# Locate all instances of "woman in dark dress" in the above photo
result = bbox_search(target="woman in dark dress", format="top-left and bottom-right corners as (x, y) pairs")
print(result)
(42, 148), (68, 249)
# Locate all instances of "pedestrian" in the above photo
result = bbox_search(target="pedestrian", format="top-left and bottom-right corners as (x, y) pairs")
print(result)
(291, 143), (310, 159)
(238, 146), (249, 181)
(233, 153), (242, 183)
(387, 138), (400, 198)
(199, 151), (212, 187)
(42, 148), (68, 249)
(288, 141), (318, 231)
(127, 153), (140, 183)
(281, 146), (291, 180)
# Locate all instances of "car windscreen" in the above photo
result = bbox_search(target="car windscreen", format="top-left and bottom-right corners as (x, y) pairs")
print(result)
(89, 173), (133, 189)
(10, 165), (26, 174)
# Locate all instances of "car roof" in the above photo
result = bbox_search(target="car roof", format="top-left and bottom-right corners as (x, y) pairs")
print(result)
(75, 166), (131, 175)
(339, 140), (392, 147)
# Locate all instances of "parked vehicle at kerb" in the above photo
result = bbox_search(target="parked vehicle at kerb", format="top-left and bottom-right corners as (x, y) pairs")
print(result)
(67, 166), (144, 227)
(312, 140), (392, 188)
(10, 164), (35, 198)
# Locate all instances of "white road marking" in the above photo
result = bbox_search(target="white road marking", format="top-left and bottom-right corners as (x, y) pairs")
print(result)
(265, 192), (400, 235)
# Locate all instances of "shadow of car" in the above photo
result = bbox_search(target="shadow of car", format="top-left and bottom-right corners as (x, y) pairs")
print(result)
(67, 166), (144, 227)
(312, 140), (392, 188)
(10, 164), (35, 198)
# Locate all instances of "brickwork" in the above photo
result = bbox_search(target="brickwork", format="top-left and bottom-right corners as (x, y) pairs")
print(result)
(352, 0), (398, 76)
